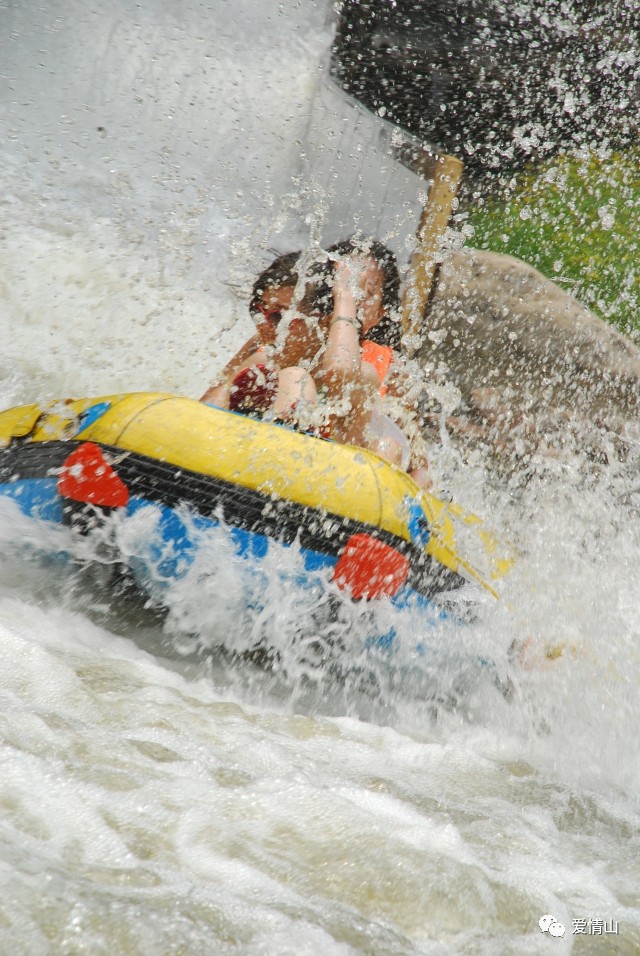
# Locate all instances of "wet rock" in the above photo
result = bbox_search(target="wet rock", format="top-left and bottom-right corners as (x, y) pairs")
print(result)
(421, 248), (640, 418)
(415, 248), (640, 471)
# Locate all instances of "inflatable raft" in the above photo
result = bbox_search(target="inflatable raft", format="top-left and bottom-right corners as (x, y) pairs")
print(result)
(0, 393), (507, 614)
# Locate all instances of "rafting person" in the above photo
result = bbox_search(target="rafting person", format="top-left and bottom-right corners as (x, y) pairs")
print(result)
(200, 240), (431, 488)
(315, 238), (431, 488)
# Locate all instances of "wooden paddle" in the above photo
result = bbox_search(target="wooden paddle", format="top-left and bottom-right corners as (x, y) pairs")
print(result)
(399, 151), (464, 356)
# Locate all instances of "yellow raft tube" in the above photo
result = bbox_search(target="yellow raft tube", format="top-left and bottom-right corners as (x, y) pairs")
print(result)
(0, 393), (511, 606)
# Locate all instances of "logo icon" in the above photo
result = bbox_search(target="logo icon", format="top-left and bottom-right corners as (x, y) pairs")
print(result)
(539, 915), (566, 937)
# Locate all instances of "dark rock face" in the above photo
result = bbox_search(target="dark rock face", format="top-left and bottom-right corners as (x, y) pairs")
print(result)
(417, 249), (640, 464)
(332, 0), (640, 185)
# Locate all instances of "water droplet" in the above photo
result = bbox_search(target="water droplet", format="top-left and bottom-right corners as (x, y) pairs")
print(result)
(598, 206), (615, 230)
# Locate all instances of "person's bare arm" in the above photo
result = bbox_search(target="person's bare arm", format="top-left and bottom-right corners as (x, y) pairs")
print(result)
(314, 259), (377, 446)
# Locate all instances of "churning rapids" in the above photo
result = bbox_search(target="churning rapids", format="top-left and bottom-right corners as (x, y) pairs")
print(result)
(1, 2), (639, 954)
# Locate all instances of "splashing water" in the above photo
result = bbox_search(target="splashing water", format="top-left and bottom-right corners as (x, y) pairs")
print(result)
(1, 2), (639, 954)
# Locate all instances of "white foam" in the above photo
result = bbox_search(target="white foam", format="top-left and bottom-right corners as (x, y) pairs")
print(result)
(1, 0), (639, 952)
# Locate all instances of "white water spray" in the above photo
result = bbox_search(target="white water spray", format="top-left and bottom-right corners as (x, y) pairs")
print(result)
(1, 1), (639, 953)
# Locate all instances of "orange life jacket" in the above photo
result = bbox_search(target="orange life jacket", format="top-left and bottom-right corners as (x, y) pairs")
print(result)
(361, 341), (394, 397)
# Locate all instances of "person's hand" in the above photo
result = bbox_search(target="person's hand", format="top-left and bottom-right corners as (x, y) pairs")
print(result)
(332, 255), (367, 304)
(359, 259), (380, 299)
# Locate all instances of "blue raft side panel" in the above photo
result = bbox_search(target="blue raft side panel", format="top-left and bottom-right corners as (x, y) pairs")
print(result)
(0, 477), (396, 588)
(2, 476), (499, 694)
(0, 477), (64, 524)
(0, 477), (441, 642)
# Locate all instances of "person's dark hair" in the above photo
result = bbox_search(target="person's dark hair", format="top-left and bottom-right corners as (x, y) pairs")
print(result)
(248, 251), (300, 316)
(326, 237), (401, 350)
(247, 243), (402, 350)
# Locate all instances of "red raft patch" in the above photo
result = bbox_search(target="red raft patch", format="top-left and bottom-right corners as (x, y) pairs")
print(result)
(333, 532), (409, 600)
(58, 442), (129, 509)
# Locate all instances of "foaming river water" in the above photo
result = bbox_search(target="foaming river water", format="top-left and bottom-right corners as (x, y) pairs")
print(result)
(1, 2), (640, 954)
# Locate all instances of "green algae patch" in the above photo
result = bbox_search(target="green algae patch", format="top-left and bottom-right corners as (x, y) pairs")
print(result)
(466, 149), (640, 334)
